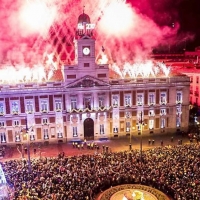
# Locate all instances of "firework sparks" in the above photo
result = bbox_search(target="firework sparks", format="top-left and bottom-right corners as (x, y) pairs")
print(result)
(0, 0), (176, 84)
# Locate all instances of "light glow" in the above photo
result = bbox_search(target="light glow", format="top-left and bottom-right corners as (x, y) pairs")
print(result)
(110, 61), (171, 79)
(18, 0), (57, 37)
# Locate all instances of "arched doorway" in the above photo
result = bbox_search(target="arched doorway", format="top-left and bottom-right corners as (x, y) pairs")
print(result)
(84, 118), (94, 140)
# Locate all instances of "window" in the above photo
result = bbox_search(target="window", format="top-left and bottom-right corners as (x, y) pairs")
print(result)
(190, 77), (193, 83)
(98, 96), (104, 108)
(176, 117), (181, 127)
(161, 118), (165, 128)
(0, 133), (6, 143)
(44, 129), (49, 139)
(55, 99), (62, 111)
(149, 119), (154, 129)
(148, 93), (155, 105)
(13, 120), (20, 126)
(11, 101), (19, 114)
(0, 102), (4, 115)
(26, 101), (34, 113)
(160, 108), (166, 115)
(112, 95), (119, 107)
(176, 91), (182, 104)
(42, 118), (48, 125)
(0, 121), (5, 127)
(73, 127), (78, 137)
(197, 76), (199, 84)
(125, 111), (131, 118)
(125, 95), (131, 106)
(149, 110), (155, 116)
(176, 106), (182, 116)
(57, 131), (63, 138)
(30, 134), (35, 141)
(126, 122), (130, 132)
(160, 93), (167, 105)
(113, 127), (118, 133)
(84, 97), (91, 109)
(71, 98), (77, 110)
(15, 131), (21, 142)
(84, 63), (90, 67)
(137, 94), (143, 105)
(40, 100), (48, 112)
(100, 124), (104, 134)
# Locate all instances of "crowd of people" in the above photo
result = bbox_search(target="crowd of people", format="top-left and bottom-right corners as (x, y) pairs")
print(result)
(0, 143), (200, 200)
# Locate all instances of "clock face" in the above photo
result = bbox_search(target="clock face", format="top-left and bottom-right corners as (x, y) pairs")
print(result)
(83, 47), (90, 55)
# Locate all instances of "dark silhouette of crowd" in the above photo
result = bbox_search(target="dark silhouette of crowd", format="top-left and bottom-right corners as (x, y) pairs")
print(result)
(1, 143), (200, 200)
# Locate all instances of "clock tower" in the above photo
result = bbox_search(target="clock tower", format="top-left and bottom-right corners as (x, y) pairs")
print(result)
(63, 11), (109, 84)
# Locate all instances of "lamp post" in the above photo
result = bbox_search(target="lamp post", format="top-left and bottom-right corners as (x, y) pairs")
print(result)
(138, 111), (145, 182)
(21, 117), (32, 173)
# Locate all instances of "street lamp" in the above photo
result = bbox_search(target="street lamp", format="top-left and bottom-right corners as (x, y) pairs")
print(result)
(138, 111), (145, 180)
(21, 117), (33, 173)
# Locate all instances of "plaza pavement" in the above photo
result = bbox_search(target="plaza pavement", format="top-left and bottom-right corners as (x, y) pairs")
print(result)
(0, 133), (192, 162)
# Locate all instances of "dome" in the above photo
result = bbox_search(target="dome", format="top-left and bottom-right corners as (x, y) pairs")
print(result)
(78, 13), (90, 24)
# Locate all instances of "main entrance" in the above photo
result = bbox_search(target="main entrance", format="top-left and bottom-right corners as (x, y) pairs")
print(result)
(84, 118), (94, 140)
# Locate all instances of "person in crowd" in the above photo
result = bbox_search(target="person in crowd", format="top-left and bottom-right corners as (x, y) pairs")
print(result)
(1, 143), (200, 200)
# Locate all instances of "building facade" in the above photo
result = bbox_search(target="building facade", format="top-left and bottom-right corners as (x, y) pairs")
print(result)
(0, 13), (190, 145)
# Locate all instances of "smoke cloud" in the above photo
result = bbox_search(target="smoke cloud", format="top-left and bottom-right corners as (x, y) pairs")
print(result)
(0, 0), (186, 67)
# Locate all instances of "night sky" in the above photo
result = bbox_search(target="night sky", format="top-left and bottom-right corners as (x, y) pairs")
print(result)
(129, 0), (200, 51)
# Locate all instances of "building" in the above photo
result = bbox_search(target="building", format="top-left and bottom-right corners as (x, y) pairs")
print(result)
(0, 12), (190, 145)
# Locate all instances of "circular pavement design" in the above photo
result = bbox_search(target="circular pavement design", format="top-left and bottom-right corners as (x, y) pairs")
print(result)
(96, 184), (170, 200)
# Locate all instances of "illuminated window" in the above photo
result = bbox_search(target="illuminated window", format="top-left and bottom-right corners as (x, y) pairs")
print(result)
(11, 101), (19, 114)
(160, 93), (167, 105)
(71, 98), (77, 110)
(113, 127), (118, 133)
(26, 101), (34, 113)
(43, 129), (49, 139)
(112, 95), (119, 107)
(149, 110), (155, 116)
(148, 93), (155, 105)
(98, 97), (104, 107)
(125, 94), (131, 106)
(125, 111), (131, 118)
(176, 117), (181, 127)
(73, 127), (78, 137)
(149, 119), (154, 129)
(160, 108), (166, 115)
(161, 118), (165, 128)
(30, 133), (35, 141)
(137, 94), (143, 105)
(15, 131), (21, 142)
(0, 102), (4, 115)
(40, 100), (48, 112)
(176, 106), (182, 116)
(0, 133), (6, 143)
(13, 120), (20, 126)
(100, 124), (104, 134)
(176, 91), (182, 104)
(55, 99), (62, 111)
(84, 97), (91, 109)
(42, 118), (48, 125)
(57, 131), (63, 138)
(0, 121), (5, 127)
(126, 122), (130, 132)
